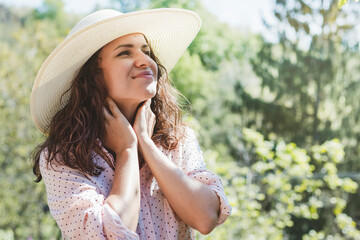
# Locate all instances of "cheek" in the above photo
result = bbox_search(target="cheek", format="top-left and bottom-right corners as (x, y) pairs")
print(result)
(102, 64), (127, 87)
(102, 71), (114, 90)
(149, 59), (159, 77)
(103, 73), (123, 97)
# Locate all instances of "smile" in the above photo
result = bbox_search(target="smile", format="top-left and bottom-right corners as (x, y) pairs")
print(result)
(132, 70), (154, 79)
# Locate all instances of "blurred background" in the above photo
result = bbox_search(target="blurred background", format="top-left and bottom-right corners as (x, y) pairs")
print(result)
(1, 0), (360, 239)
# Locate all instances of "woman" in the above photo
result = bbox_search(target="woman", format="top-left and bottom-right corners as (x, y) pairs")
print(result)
(31, 8), (231, 240)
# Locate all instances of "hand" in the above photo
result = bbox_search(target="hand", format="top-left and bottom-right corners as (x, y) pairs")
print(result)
(133, 99), (156, 142)
(103, 98), (137, 155)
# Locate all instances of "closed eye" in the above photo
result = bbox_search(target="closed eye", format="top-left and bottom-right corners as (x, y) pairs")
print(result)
(143, 50), (151, 56)
(117, 51), (130, 57)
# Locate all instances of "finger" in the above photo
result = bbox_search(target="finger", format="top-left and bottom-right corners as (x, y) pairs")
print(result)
(147, 103), (155, 121)
(103, 106), (112, 120)
(142, 99), (153, 116)
(146, 107), (154, 121)
(148, 118), (155, 137)
(147, 105), (156, 137)
(107, 97), (120, 118)
(138, 100), (149, 117)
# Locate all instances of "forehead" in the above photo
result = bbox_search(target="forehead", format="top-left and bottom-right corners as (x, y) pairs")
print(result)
(103, 33), (148, 50)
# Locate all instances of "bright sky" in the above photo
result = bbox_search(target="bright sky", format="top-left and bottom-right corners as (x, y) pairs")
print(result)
(204, 0), (273, 32)
(0, 0), (273, 33)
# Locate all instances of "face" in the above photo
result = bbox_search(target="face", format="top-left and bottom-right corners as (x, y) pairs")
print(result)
(99, 33), (158, 106)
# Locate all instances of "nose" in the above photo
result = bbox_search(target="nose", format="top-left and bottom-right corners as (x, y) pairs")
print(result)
(134, 51), (151, 68)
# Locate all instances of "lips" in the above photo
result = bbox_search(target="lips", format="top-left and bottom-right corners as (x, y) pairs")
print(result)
(133, 70), (153, 78)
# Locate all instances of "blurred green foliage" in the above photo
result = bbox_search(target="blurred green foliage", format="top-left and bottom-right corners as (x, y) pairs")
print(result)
(1, 0), (360, 239)
(248, 0), (360, 170)
(197, 128), (359, 239)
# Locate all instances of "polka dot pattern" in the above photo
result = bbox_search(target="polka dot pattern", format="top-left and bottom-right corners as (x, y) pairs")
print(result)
(39, 127), (231, 239)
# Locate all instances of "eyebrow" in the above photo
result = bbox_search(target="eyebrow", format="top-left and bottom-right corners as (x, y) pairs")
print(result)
(114, 44), (150, 51)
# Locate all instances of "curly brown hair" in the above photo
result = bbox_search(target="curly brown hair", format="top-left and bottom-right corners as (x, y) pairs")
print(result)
(32, 40), (185, 182)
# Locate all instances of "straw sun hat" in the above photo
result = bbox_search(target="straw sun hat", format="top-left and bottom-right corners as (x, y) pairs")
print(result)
(30, 8), (201, 133)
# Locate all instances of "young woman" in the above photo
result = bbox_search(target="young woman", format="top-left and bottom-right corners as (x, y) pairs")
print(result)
(31, 8), (231, 240)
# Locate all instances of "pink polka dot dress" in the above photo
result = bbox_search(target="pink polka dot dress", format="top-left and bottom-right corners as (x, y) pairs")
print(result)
(40, 128), (231, 239)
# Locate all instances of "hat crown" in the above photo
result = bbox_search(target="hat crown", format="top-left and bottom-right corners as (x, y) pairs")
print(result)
(66, 9), (124, 39)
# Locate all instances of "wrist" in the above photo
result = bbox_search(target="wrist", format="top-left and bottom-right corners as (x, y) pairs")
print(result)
(138, 133), (153, 146)
(114, 144), (138, 156)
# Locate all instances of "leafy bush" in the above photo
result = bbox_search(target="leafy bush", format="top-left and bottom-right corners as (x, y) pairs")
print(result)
(198, 128), (359, 240)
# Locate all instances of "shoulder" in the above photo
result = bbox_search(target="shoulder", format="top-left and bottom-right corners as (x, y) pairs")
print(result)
(38, 148), (50, 169)
(38, 148), (65, 175)
(173, 126), (203, 156)
(38, 148), (78, 174)
(159, 126), (198, 152)
(181, 126), (199, 144)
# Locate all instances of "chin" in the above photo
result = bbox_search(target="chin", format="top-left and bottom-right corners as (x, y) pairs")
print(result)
(144, 88), (157, 98)
(144, 94), (156, 101)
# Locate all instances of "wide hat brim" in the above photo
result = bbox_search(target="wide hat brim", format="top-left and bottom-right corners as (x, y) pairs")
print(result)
(30, 8), (201, 133)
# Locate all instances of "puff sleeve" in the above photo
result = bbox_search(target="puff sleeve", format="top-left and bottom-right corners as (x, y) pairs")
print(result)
(39, 151), (139, 240)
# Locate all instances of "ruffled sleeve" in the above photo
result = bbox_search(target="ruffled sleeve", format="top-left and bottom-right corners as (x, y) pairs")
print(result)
(180, 128), (232, 225)
(39, 151), (139, 240)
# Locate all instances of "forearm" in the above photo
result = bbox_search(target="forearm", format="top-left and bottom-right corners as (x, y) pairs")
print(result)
(105, 147), (140, 231)
(139, 137), (220, 234)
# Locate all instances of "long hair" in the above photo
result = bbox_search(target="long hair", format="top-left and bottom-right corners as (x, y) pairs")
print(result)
(32, 41), (185, 182)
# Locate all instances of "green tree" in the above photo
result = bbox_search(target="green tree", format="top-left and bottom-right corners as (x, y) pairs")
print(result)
(247, 0), (360, 169)
(0, 3), (72, 238)
(32, 0), (68, 33)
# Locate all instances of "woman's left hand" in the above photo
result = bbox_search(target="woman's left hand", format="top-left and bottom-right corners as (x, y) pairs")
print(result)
(133, 99), (156, 142)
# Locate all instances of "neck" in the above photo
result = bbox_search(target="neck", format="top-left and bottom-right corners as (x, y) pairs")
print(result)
(115, 101), (141, 125)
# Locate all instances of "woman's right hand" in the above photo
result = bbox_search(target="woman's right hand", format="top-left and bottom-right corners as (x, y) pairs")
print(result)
(103, 98), (137, 155)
